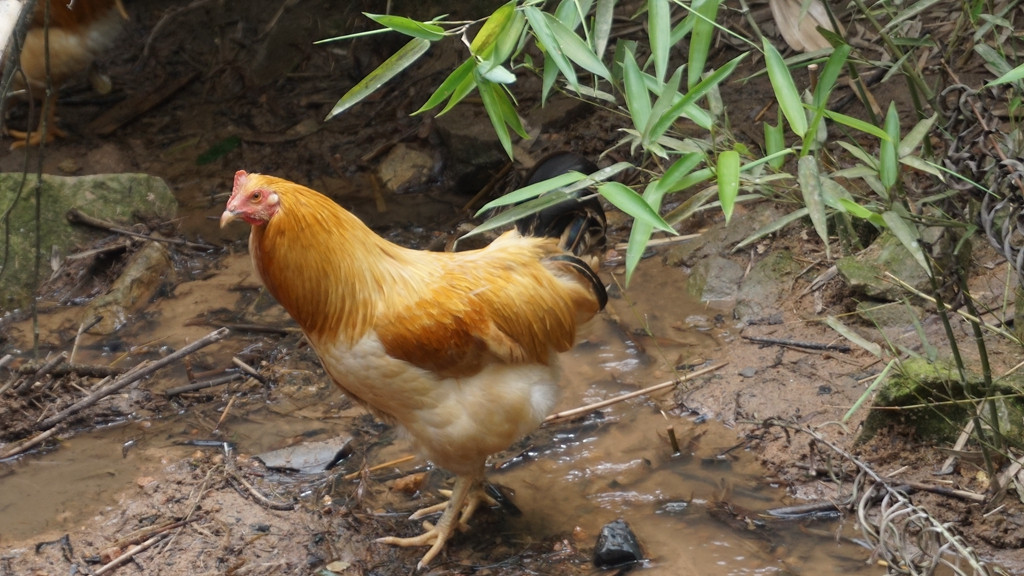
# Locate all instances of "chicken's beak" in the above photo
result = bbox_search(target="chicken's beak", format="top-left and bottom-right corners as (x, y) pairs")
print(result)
(220, 210), (240, 228)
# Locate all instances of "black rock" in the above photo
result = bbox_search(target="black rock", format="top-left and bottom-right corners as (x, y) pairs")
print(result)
(593, 519), (644, 568)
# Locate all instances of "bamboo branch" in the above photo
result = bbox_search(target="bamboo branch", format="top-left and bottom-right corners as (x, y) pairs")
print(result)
(35, 328), (230, 431)
(544, 362), (727, 423)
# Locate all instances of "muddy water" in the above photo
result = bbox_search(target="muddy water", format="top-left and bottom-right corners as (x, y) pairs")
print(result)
(0, 254), (875, 574)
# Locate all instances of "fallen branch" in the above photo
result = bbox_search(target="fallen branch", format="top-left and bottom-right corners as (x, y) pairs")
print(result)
(229, 470), (294, 510)
(93, 534), (166, 576)
(164, 372), (243, 397)
(0, 425), (60, 459)
(742, 334), (851, 353)
(35, 328), (230, 431)
(66, 208), (216, 252)
(544, 362), (727, 424)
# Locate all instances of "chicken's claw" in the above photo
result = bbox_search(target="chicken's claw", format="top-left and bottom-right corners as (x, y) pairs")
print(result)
(378, 475), (493, 569)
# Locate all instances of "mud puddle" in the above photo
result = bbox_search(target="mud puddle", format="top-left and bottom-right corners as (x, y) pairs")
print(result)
(1, 255), (876, 574)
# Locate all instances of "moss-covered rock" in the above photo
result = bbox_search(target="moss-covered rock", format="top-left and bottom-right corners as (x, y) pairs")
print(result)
(835, 231), (931, 301)
(857, 357), (1024, 446)
(0, 173), (177, 312)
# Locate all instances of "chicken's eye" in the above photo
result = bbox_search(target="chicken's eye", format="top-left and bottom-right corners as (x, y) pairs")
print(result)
(251, 191), (262, 202)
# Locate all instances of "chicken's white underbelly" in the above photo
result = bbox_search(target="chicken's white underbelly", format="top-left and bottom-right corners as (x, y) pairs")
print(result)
(314, 332), (560, 475)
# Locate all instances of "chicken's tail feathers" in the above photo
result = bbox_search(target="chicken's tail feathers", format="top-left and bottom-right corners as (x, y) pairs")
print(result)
(547, 254), (608, 311)
(514, 152), (606, 259)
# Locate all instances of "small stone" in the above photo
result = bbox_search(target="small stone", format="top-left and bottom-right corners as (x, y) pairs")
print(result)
(739, 367), (757, 378)
(593, 519), (643, 568)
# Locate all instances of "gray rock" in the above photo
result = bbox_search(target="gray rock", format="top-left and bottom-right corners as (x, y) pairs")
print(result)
(835, 231), (930, 301)
(687, 255), (744, 305)
(0, 173), (177, 312)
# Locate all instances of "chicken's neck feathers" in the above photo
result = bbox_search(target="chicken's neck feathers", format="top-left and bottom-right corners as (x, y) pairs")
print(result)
(251, 193), (432, 349)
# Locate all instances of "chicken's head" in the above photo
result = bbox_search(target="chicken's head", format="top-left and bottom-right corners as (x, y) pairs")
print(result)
(221, 170), (280, 227)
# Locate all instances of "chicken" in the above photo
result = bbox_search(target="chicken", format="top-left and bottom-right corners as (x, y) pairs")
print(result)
(3, 0), (127, 147)
(220, 167), (606, 568)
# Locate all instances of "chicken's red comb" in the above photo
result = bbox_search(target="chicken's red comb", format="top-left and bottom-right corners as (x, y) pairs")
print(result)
(233, 170), (249, 193)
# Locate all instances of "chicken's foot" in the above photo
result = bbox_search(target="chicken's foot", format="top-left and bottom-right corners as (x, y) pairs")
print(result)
(378, 475), (491, 569)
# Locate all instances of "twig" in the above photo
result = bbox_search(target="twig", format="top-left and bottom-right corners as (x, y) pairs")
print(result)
(69, 315), (104, 364)
(163, 372), (243, 397)
(14, 351), (66, 394)
(343, 454), (417, 481)
(544, 362), (727, 423)
(0, 425), (60, 459)
(92, 534), (166, 576)
(35, 328), (230, 431)
(66, 209), (216, 252)
(231, 356), (267, 385)
(214, 396), (236, 432)
(613, 233), (701, 252)
(229, 471), (294, 510)
(899, 481), (986, 504)
(742, 335), (851, 353)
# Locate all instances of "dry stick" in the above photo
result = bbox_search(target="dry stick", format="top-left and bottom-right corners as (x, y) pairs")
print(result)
(15, 351), (67, 394)
(163, 372), (243, 397)
(92, 534), (165, 576)
(343, 454), (417, 481)
(0, 426), (60, 459)
(66, 209), (216, 251)
(231, 356), (267, 385)
(229, 471), (294, 510)
(35, 328), (230, 431)
(544, 362), (727, 424)
(742, 335), (851, 353)
(613, 233), (701, 252)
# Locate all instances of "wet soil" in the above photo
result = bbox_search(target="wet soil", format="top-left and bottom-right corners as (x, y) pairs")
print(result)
(2, 1), (1023, 575)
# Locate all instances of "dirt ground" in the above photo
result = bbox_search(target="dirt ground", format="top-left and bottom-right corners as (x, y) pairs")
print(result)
(2, 1), (1023, 575)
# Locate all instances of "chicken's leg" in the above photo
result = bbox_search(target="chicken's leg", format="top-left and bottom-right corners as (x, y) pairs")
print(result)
(9, 93), (65, 149)
(378, 473), (490, 569)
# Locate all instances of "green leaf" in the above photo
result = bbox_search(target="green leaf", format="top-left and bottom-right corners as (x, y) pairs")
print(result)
(471, 1), (515, 57)
(622, 49), (651, 132)
(733, 207), (809, 251)
(716, 149), (740, 223)
(879, 102), (900, 191)
(438, 64), (479, 115)
(415, 58), (476, 114)
(843, 359), (894, 421)
(837, 197), (886, 227)
(598, 181), (676, 234)
(797, 155), (830, 258)
(648, 0), (670, 82)
(688, 0), (720, 89)
(593, 0), (615, 57)
(986, 61), (1024, 87)
(822, 109), (890, 140)
(657, 152), (704, 194)
(542, 12), (611, 80)
(465, 190), (582, 240)
(898, 113), (938, 158)
(364, 13), (445, 41)
(826, 316), (882, 359)
(325, 37), (431, 120)
(492, 9), (527, 64)
(479, 61), (517, 84)
(525, 7), (579, 91)
(644, 53), (745, 147)
(812, 43), (851, 110)
(477, 79), (514, 158)
(477, 171), (587, 214)
(763, 37), (806, 139)
(881, 209), (929, 273)
(764, 117), (786, 170)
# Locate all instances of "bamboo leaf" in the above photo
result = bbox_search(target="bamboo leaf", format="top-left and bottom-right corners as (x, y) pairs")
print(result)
(543, 12), (611, 80)
(598, 182), (676, 234)
(525, 7), (579, 91)
(648, 0), (670, 82)
(593, 0), (615, 57)
(477, 172), (587, 214)
(827, 316), (883, 359)
(471, 1), (515, 57)
(797, 155), (830, 258)
(716, 149), (740, 223)
(763, 37), (806, 138)
(688, 0), (720, 89)
(414, 58), (475, 114)
(477, 79), (514, 158)
(733, 207), (809, 251)
(882, 209), (929, 273)
(622, 49), (651, 132)
(898, 113), (938, 158)
(326, 38), (431, 120)
(879, 102), (900, 191)
(364, 13), (445, 41)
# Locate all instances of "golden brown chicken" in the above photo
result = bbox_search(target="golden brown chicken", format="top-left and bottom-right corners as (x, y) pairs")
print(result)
(3, 0), (127, 147)
(221, 169), (606, 568)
